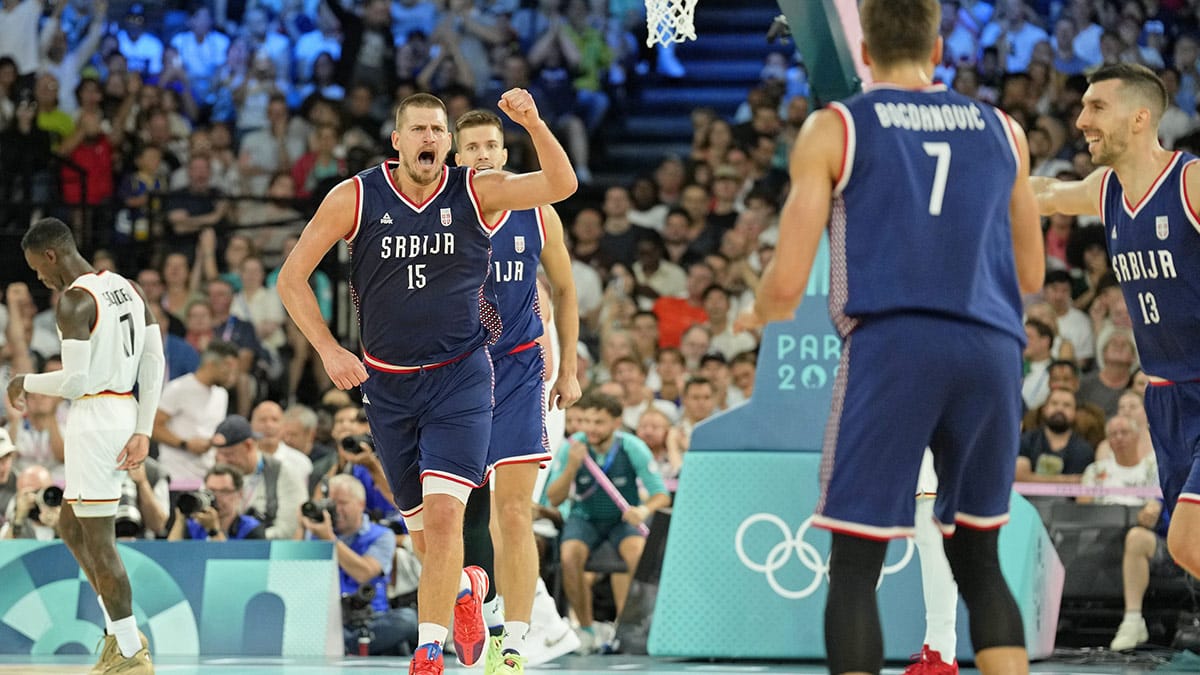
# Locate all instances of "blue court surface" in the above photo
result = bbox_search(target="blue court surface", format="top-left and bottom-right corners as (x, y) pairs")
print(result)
(0, 651), (1194, 674)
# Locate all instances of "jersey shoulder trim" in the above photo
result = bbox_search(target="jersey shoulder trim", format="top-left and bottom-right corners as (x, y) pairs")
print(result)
(344, 175), (364, 243)
(826, 101), (855, 196)
(1180, 159), (1200, 236)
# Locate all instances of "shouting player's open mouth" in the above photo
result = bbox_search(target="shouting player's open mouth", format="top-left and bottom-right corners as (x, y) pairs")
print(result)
(418, 150), (436, 167)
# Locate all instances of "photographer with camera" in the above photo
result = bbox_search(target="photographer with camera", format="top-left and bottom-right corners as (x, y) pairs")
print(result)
(1, 464), (62, 540)
(115, 456), (170, 539)
(168, 464), (266, 541)
(301, 473), (417, 656)
(311, 405), (395, 519)
(0, 429), (17, 518)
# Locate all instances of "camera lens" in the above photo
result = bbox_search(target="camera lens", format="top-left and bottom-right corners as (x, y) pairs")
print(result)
(41, 485), (64, 508)
(340, 436), (358, 452)
(300, 500), (322, 521)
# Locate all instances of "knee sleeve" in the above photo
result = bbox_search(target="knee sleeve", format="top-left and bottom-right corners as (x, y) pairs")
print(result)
(463, 484), (497, 602)
(825, 533), (888, 675)
(943, 528), (1025, 651)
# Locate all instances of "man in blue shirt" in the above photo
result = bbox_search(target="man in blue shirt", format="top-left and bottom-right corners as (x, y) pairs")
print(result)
(167, 464), (265, 541)
(302, 473), (417, 655)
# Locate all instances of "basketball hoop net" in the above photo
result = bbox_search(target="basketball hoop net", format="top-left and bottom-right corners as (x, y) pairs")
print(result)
(645, 0), (698, 48)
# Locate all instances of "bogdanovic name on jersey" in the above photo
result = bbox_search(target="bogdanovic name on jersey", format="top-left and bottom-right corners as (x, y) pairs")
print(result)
(380, 233), (455, 259)
(1111, 249), (1178, 283)
(873, 102), (987, 132)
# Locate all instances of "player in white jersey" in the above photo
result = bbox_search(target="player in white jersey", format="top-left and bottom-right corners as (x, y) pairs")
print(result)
(8, 218), (165, 675)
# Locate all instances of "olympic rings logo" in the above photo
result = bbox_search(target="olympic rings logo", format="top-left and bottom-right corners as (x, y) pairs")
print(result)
(733, 513), (915, 599)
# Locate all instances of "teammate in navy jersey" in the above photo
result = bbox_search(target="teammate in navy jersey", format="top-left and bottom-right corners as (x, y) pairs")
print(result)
(278, 90), (577, 675)
(736, 1), (1043, 673)
(1034, 63), (1200, 587)
(453, 109), (581, 673)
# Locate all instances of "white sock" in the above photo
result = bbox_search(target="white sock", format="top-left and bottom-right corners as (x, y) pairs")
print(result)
(459, 569), (472, 595)
(1124, 610), (1143, 622)
(483, 597), (504, 632)
(914, 498), (957, 662)
(502, 621), (529, 654)
(417, 622), (448, 649)
(110, 616), (141, 658)
(97, 597), (115, 635)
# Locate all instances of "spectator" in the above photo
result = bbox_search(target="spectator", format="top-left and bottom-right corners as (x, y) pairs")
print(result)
(651, 262), (711, 349)
(152, 340), (239, 483)
(291, 124), (346, 199)
(39, 0), (106, 116)
(613, 355), (677, 430)
(678, 323), (712, 372)
(631, 232), (685, 299)
(1093, 390), (1156, 464)
(0, 89), (53, 230)
(704, 284), (756, 360)
(232, 256), (287, 383)
(676, 376), (716, 449)
(699, 352), (745, 411)
(730, 349), (756, 400)
(293, 52), (345, 106)
(1022, 318), (1054, 411)
(251, 400), (312, 490)
(281, 403), (335, 472)
(1051, 16), (1090, 76)
(301, 473), (418, 655)
(1078, 415), (1158, 506)
(325, 0), (397, 101)
(294, 5), (342, 83)
(185, 300), (214, 354)
(0, 429), (17, 518)
(114, 144), (164, 250)
(168, 464), (267, 541)
(165, 156), (230, 248)
(1043, 269), (1095, 366)
(59, 109), (115, 215)
(653, 347), (686, 405)
(170, 6), (231, 107)
(635, 406), (682, 483)
(243, 7), (291, 83)
(149, 303), (198, 381)
(0, 0), (43, 77)
(626, 175), (668, 231)
(1016, 388), (1095, 483)
(544, 392), (670, 654)
(1033, 359), (1106, 448)
(211, 414), (307, 540)
(0, 464), (60, 540)
(117, 3), (162, 76)
(660, 207), (702, 268)
(239, 94), (307, 197)
(1108, 498), (1182, 651)
(205, 277), (264, 417)
(1080, 328), (1138, 418)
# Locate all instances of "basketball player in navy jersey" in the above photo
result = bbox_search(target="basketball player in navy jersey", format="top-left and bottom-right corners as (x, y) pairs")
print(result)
(452, 109), (581, 674)
(736, 1), (1043, 673)
(9, 218), (165, 675)
(1033, 64), (1200, 588)
(278, 90), (577, 675)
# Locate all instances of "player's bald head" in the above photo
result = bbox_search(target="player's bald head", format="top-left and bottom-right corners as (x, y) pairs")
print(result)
(1088, 63), (1168, 122)
(395, 92), (447, 129)
(860, 0), (940, 68)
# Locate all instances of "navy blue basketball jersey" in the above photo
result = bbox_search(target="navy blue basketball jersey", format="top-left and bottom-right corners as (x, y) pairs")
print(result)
(488, 206), (544, 355)
(1100, 152), (1200, 381)
(828, 84), (1024, 343)
(347, 162), (503, 369)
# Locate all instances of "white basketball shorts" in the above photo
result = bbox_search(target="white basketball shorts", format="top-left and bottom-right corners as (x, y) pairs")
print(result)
(64, 394), (137, 517)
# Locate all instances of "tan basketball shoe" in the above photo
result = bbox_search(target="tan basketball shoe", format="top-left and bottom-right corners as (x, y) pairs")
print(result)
(90, 632), (150, 675)
(101, 646), (154, 674)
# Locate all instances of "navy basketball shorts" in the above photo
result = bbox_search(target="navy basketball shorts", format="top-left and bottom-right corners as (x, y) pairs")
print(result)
(812, 314), (1024, 538)
(1143, 380), (1200, 509)
(487, 344), (552, 468)
(360, 348), (494, 516)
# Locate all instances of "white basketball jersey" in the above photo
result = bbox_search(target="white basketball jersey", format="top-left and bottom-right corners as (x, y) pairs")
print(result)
(67, 272), (147, 397)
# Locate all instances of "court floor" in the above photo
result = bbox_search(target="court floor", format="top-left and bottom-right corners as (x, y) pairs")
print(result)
(0, 651), (1194, 674)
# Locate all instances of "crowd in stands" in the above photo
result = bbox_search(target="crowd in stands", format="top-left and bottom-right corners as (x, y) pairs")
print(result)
(2, 0), (1200, 657)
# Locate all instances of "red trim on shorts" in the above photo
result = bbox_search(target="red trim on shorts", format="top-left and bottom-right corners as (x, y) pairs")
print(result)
(420, 469), (489, 490)
(492, 453), (553, 469)
(81, 390), (133, 399)
(363, 348), (473, 374)
(76, 498), (120, 503)
(507, 340), (539, 356)
(1178, 494), (1200, 506)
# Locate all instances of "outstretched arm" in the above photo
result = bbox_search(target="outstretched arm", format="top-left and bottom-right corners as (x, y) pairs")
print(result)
(472, 89), (578, 213)
(539, 204), (581, 409)
(1030, 167), (1107, 216)
(741, 108), (842, 328)
(11, 289), (95, 407)
(1004, 116), (1046, 294)
(277, 179), (368, 390)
